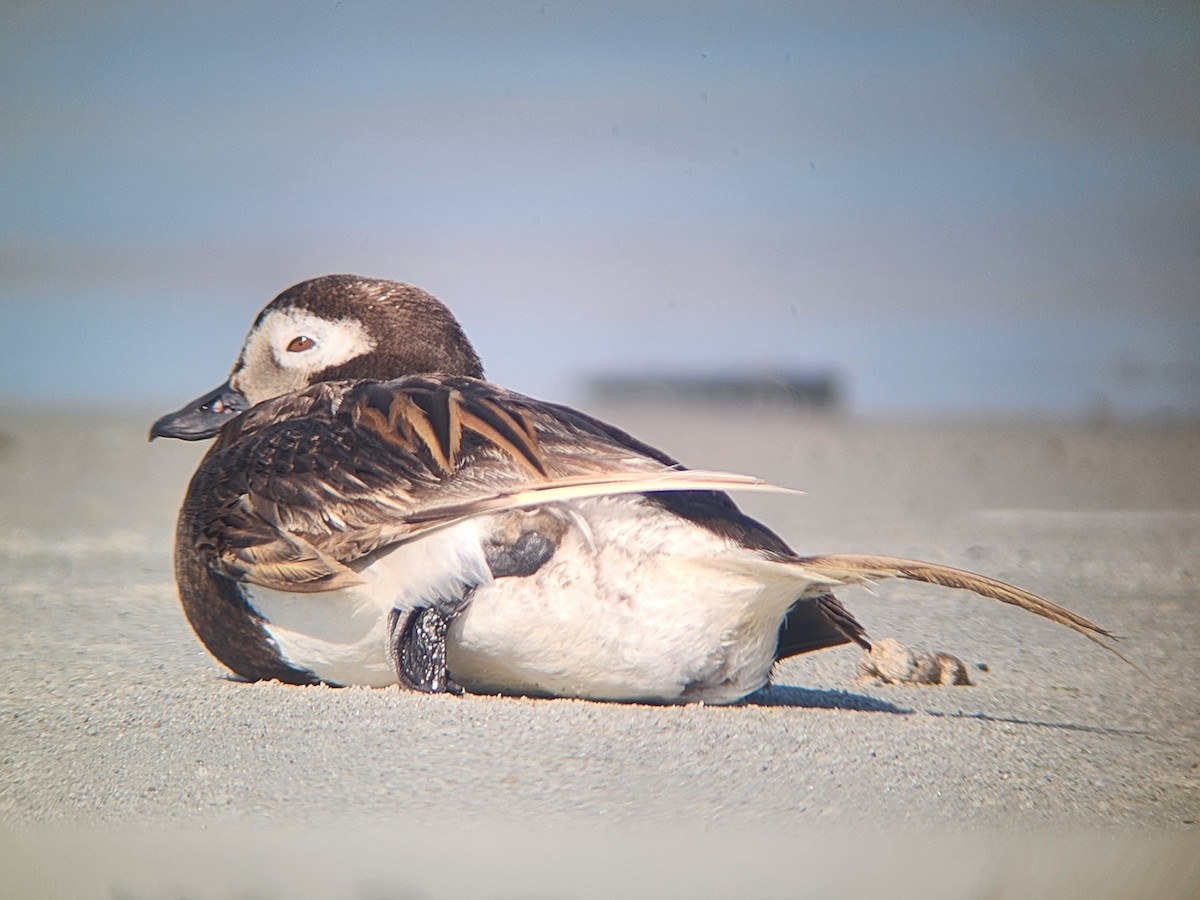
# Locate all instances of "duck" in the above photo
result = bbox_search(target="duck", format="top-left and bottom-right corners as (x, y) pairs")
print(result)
(150, 274), (1122, 703)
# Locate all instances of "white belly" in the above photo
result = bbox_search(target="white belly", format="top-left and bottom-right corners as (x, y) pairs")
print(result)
(244, 581), (396, 687)
(243, 497), (807, 703)
(446, 497), (804, 704)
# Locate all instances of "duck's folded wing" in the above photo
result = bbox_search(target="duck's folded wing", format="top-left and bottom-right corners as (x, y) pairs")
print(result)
(187, 375), (797, 593)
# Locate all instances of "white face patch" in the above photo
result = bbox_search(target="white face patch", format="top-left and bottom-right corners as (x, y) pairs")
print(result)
(230, 308), (376, 404)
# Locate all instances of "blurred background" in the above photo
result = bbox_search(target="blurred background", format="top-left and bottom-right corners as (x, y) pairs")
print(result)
(3, 1), (1197, 417)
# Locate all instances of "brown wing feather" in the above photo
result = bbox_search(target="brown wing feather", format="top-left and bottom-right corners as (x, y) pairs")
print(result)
(188, 375), (793, 592)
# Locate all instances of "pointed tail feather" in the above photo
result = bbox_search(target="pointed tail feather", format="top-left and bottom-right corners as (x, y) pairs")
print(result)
(794, 553), (1132, 666)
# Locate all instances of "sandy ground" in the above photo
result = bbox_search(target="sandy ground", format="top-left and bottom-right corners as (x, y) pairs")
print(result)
(1, 404), (1198, 898)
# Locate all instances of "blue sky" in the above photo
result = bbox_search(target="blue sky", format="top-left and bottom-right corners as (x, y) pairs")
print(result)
(3, 2), (1198, 414)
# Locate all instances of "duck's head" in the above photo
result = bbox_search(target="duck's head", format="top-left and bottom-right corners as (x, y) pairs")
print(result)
(150, 274), (484, 441)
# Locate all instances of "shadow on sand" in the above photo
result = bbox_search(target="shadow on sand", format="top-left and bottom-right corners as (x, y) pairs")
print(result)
(922, 707), (1145, 737)
(744, 685), (1143, 737)
(742, 684), (911, 713)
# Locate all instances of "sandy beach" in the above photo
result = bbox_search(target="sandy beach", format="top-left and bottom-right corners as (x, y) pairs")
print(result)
(1, 404), (1198, 898)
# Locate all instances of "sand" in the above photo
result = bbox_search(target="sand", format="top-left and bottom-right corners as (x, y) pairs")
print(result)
(1, 404), (1197, 898)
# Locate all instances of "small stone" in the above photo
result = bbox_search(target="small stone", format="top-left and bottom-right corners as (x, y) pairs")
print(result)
(858, 637), (972, 686)
(857, 638), (917, 684)
(914, 651), (971, 686)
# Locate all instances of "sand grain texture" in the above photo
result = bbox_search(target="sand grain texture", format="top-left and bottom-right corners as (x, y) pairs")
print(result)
(1, 406), (1197, 898)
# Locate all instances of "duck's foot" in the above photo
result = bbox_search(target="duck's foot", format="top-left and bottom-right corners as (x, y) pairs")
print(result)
(857, 637), (972, 686)
(387, 607), (462, 694)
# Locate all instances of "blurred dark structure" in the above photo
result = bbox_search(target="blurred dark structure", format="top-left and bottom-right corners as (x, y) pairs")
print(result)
(587, 370), (840, 409)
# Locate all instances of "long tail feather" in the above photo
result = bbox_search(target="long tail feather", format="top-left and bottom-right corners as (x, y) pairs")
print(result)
(795, 553), (1132, 666)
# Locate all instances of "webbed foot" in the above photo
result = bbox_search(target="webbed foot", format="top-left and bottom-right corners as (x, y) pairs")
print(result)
(387, 607), (462, 694)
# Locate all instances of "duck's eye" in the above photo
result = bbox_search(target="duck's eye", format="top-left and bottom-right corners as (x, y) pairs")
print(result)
(286, 335), (315, 353)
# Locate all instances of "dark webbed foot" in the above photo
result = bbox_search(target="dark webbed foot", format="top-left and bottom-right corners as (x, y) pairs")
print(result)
(386, 511), (563, 694)
(387, 607), (461, 693)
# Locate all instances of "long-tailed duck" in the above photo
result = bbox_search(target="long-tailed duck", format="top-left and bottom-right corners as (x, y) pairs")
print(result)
(151, 275), (1121, 703)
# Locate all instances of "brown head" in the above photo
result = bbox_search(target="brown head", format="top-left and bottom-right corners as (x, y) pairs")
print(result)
(150, 274), (484, 440)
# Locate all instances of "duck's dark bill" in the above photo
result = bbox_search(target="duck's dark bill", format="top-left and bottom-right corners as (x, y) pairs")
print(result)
(149, 381), (249, 441)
